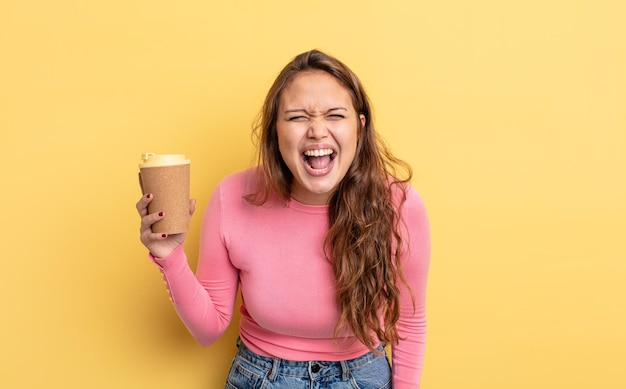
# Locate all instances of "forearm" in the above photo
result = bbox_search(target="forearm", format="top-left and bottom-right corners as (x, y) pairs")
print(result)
(150, 244), (234, 345)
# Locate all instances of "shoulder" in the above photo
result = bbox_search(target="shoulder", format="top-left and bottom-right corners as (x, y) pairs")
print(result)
(207, 167), (260, 211)
(391, 182), (429, 237)
(214, 167), (260, 197)
(404, 184), (426, 212)
(391, 181), (427, 214)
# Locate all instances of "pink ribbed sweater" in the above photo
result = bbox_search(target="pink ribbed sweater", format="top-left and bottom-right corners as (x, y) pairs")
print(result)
(151, 168), (430, 388)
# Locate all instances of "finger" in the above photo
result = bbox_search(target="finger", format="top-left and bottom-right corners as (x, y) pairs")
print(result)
(140, 210), (164, 231)
(146, 231), (169, 240)
(140, 229), (169, 245)
(136, 193), (153, 216)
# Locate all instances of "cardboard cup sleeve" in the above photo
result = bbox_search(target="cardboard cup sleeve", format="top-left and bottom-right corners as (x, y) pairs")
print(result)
(139, 164), (190, 234)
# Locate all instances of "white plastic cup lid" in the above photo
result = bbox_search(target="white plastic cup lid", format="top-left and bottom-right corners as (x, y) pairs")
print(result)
(139, 153), (190, 168)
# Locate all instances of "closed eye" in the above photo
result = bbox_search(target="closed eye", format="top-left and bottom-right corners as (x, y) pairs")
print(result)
(327, 114), (345, 120)
(288, 116), (308, 121)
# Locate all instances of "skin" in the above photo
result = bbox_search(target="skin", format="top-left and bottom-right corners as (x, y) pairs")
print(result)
(138, 70), (365, 255)
(136, 194), (196, 258)
(276, 70), (366, 205)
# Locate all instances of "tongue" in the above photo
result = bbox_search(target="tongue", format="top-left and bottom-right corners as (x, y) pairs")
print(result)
(309, 155), (331, 169)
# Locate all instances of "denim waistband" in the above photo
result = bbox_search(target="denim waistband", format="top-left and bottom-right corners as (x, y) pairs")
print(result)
(235, 338), (386, 381)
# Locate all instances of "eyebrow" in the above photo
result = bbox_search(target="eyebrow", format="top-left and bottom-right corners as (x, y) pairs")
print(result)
(284, 107), (348, 114)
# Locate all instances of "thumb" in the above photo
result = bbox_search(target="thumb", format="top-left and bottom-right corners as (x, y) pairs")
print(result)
(189, 198), (197, 216)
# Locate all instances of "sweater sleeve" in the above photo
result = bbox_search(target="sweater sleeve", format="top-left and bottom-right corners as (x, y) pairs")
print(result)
(391, 187), (431, 388)
(150, 184), (239, 345)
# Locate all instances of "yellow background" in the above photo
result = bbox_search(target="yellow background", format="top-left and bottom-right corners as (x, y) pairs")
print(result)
(2, 0), (624, 388)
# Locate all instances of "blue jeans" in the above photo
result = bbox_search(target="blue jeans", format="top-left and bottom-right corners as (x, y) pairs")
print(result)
(225, 339), (391, 389)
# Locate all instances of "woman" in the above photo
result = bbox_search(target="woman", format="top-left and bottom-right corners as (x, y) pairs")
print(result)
(137, 49), (430, 388)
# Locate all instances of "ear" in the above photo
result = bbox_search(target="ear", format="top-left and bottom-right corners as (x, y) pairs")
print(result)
(357, 114), (366, 144)
(359, 113), (366, 129)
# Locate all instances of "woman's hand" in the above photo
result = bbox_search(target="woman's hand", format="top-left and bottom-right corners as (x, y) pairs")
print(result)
(136, 193), (196, 259)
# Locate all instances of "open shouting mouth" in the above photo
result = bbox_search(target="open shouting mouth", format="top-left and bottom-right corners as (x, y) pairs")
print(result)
(302, 148), (336, 176)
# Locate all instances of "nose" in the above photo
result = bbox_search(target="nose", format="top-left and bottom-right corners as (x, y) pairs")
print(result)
(307, 118), (328, 139)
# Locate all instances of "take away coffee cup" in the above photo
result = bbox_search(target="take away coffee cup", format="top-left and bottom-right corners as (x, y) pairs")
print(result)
(138, 153), (191, 234)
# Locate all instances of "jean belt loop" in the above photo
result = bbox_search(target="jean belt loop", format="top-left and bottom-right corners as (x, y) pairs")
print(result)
(340, 360), (350, 381)
(268, 358), (280, 381)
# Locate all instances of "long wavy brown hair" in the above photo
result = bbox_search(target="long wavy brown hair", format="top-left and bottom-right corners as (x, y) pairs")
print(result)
(246, 49), (413, 351)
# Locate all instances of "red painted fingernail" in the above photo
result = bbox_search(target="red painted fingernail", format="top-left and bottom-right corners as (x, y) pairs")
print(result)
(147, 193), (152, 199)
(161, 234), (167, 238)
(158, 212), (164, 217)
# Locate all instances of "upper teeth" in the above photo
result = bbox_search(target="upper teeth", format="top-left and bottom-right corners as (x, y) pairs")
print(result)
(304, 149), (333, 157)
